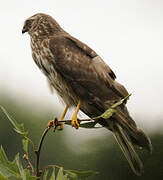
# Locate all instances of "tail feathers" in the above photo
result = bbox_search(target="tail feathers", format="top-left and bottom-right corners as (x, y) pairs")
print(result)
(112, 123), (144, 176)
(128, 128), (152, 154)
(114, 111), (152, 154)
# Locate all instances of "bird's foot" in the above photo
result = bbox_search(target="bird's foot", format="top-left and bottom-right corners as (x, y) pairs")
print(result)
(47, 120), (55, 128)
(47, 119), (63, 130)
(71, 100), (80, 129)
(71, 115), (80, 129)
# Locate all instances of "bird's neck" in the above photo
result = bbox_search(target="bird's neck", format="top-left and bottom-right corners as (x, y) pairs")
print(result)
(29, 21), (64, 39)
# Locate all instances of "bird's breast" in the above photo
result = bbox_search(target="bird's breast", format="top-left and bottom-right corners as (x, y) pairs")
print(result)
(30, 37), (78, 106)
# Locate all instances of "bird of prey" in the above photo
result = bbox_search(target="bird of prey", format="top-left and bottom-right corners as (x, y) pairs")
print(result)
(22, 13), (152, 176)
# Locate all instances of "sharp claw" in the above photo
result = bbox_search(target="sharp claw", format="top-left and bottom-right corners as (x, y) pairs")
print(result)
(47, 119), (64, 130)
(71, 119), (80, 129)
(47, 120), (54, 127)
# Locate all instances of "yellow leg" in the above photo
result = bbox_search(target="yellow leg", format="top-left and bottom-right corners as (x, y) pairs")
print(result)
(58, 105), (69, 130)
(72, 100), (80, 129)
(47, 105), (69, 129)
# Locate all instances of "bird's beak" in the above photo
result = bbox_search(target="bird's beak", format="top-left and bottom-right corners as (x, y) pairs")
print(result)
(22, 25), (28, 34)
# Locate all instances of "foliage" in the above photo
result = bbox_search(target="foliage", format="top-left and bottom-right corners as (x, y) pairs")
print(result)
(0, 95), (131, 179)
(0, 106), (98, 180)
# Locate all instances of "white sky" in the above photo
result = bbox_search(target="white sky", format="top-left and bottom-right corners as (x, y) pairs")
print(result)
(0, 0), (163, 130)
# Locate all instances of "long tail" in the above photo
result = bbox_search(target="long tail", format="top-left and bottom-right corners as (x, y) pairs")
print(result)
(81, 100), (152, 175)
(112, 122), (144, 176)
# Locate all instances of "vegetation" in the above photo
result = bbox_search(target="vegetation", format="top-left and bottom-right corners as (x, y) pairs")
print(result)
(0, 106), (98, 179)
(0, 93), (163, 179)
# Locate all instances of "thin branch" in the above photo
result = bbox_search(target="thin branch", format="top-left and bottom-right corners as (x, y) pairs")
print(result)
(27, 95), (129, 178)
(58, 116), (100, 123)
(42, 164), (62, 174)
(34, 116), (100, 178)
(35, 126), (52, 178)
(23, 154), (35, 175)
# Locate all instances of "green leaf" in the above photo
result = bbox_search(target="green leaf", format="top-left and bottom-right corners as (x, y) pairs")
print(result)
(100, 94), (131, 119)
(111, 94), (131, 109)
(22, 139), (28, 154)
(0, 146), (20, 178)
(0, 173), (8, 180)
(100, 108), (116, 119)
(15, 154), (26, 180)
(43, 170), (49, 180)
(24, 169), (36, 180)
(0, 146), (35, 180)
(0, 106), (28, 137)
(0, 146), (8, 162)
(79, 122), (97, 129)
(65, 170), (98, 179)
(65, 171), (77, 179)
(49, 167), (56, 180)
(56, 168), (69, 180)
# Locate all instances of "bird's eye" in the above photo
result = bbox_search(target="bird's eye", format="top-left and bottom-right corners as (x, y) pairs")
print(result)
(26, 19), (33, 27)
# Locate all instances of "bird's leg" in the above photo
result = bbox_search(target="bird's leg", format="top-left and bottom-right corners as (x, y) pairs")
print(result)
(58, 105), (69, 130)
(72, 100), (80, 129)
(47, 105), (69, 130)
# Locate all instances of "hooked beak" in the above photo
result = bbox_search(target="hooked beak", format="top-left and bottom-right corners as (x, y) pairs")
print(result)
(22, 25), (28, 34)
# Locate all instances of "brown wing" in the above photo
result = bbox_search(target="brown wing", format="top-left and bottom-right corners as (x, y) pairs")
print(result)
(49, 34), (139, 129)
(49, 35), (128, 105)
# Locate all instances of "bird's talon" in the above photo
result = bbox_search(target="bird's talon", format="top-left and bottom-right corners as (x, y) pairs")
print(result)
(47, 119), (63, 130)
(71, 119), (80, 129)
(47, 120), (55, 127)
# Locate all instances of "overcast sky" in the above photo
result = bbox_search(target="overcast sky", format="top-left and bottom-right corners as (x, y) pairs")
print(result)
(0, 0), (163, 129)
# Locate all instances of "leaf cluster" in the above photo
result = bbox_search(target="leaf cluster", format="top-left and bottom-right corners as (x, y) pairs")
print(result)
(0, 106), (98, 179)
(0, 95), (130, 179)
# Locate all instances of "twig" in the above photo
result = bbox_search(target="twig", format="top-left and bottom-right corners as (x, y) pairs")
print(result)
(35, 126), (52, 178)
(34, 116), (99, 178)
(23, 154), (35, 175)
(42, 164), (62, 174)
(59, 116), (100, 123)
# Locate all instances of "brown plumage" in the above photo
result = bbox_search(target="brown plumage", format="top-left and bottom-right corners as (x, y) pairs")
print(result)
(22, 13), (152, 175)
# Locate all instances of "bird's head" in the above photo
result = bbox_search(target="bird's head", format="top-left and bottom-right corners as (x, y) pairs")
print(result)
(22, 13), (63, 36)
(22, 13), (41, 34)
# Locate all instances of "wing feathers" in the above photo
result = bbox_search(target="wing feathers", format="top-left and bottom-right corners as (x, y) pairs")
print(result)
(49, 35), (127, 100)
(66, 36), (97, 58)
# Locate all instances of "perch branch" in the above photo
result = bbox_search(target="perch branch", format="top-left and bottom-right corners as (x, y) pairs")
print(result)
(34, 116), (98, 178)
(58, 116), (100, 123)
(35, 126), (52, 178)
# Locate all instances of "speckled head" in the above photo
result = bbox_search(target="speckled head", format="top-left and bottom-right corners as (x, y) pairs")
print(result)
(22, 13), (63, 36)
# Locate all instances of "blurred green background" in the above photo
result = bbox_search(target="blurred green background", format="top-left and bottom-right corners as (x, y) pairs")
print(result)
(0, 91), (163, 180)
